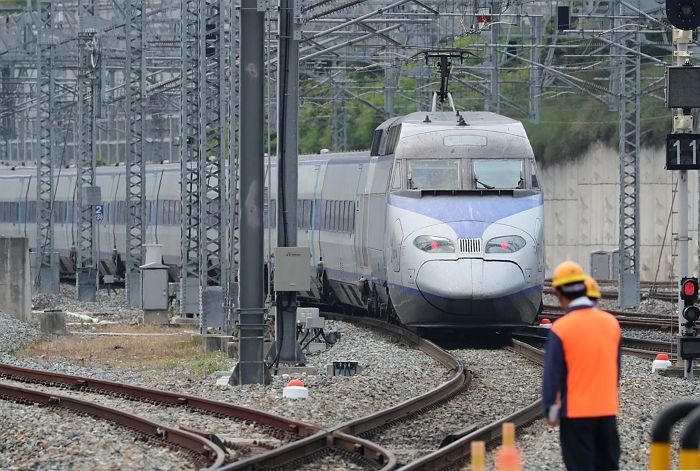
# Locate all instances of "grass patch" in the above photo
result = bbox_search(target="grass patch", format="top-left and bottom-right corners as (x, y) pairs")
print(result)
(22, 327), (232, 377)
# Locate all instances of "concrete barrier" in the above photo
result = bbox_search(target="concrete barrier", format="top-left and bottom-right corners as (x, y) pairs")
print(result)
(38, 310), (68, 334)
(0, 237), (31, 322)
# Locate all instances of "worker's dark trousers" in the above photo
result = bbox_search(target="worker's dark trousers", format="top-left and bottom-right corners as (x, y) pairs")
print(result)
(559, 416), (619, 471)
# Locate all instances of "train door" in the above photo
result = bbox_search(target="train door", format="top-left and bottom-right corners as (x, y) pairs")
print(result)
(355, 195), (370, 269)
(353, 164), (369, 270)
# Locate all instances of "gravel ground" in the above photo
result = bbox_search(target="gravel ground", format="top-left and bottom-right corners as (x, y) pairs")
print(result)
(510, 356), (699, 470)
(0, 311), (450, 468)
(0, 400), (195, 470)
(372, 348), (542, 465)
(11, 286), (695, 470)
(33, 284), (142, 323)
(623, 327), (679, 343)
(0, 377), (287, 454)
(180, 320), (451, 428)
(292, 451), (366, 471)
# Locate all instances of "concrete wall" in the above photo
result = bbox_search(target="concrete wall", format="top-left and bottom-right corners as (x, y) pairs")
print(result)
(541, 142), (700, 282)
(0, 236), (31, 321)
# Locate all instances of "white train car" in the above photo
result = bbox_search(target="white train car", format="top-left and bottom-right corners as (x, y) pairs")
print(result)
(0, 111), (544, 329)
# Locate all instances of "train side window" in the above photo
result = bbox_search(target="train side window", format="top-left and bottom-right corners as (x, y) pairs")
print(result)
(330, 200), (338, 232)
(305, 200), (312, 229)
(391, 160), (402, 190)
(174, 201), (181, 224)
(370, 129), (383, 156)
(530, 161), (540, 189)
(349, 201), (355, 232)
(336, 201), (342, 232)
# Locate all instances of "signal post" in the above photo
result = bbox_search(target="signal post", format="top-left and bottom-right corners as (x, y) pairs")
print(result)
(665, 0), (700, 376)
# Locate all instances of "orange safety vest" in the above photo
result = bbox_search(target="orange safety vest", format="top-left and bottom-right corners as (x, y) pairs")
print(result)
(549, 306), (621, 418)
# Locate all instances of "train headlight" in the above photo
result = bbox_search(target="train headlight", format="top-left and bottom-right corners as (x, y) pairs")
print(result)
(413, 235), (455, 253)
(485, 235), (526, 254)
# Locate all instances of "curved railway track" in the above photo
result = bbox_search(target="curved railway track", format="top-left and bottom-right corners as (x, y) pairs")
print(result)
(225, 314), (549, 470)
(222, 313), (468, 470)
(5, 315), (675, 469)
(396, 339), (544, 470)
(0, 363), (335, 467)
(0, 381), (226, 469)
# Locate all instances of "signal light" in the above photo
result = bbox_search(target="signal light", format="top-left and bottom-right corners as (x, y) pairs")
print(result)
(681, 277), (699, 305)
(683, 279), (698, 297)
(666, 0), (700, 30)
(684, 305), (700, 323)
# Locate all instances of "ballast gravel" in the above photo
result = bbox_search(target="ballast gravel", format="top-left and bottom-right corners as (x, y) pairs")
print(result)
(4, 290), (698, 470)
(33, 284), (141, 323)
(513, 356), (699, 470)
(0, 400), (194, 470)
(373, 348), (542, 465)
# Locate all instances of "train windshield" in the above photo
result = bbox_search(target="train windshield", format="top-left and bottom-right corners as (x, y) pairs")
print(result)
(407, 159), (460, 190)
(473, 160), (523, 189)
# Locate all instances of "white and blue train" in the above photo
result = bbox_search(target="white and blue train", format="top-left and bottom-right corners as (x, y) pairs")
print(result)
(0, 111), (544, 329)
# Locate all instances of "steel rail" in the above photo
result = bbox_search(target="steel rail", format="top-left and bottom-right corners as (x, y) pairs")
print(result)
(0, 362), (318, 438)
(219, 431), (396, 470)
(516, 328), (677, 360)
(221, 312), (467, 469)
(0, 381), (225, 469)
(541, 306), (677, 330)
(398, 339), (544, 470)
(326, 314), (470, 437)
(621, 336), (674, 354)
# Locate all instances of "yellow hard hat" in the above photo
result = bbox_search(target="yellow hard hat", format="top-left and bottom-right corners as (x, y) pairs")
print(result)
(551, 261), (587, 288)
(584, 275), (602, 300)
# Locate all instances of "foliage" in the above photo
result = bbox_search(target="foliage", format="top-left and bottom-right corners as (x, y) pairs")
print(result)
(294, 25), (673, 166)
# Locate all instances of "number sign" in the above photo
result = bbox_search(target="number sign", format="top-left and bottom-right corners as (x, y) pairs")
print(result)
(95, 204), (104, 222)
(666, 134), (700, 170)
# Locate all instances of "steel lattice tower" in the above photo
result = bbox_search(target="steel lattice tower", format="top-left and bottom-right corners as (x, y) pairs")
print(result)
(124, 0), (146, 306)
(180, 0), (201, 317)
(75, 1), (99, 301)
(616, 6), (641, 308)
(198, 0), (226, 332)
(35, 0), (58, 293)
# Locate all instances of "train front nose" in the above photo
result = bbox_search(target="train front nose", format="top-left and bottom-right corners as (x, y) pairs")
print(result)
(415, 258), (528, 315)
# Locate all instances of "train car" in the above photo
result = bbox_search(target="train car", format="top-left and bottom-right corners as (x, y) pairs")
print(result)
(0, 110), (544, 329)
(290, 111), (545, 329)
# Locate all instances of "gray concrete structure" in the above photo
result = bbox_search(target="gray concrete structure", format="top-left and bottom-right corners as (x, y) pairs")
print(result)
(542, 143), (698, 282)
(0, 236), (31, 322)
(38, 310), (67, 334)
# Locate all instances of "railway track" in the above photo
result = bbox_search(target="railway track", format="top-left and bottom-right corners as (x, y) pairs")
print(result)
(540, 305), (678, 330)
(395, 339), (544, 470)
(222, 313), (468, 470)
(0, 363), (326, 467)
(225, 314), (549, 470)
(514, 328), (676, 360)
(0, 381), (226, 469)
(5, 316), (674, 470)
(543, 280), (678, 302)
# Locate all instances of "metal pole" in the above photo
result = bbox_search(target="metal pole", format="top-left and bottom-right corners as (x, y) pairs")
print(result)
(273, 0), (306, 365)
(232, 0), (269, 385)
(672, 28), (694, 379)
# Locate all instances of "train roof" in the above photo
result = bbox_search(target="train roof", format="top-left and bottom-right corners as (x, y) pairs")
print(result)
(400, 111), (520, 127)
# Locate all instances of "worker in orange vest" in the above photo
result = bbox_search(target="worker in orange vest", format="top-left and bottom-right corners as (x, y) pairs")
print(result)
(543, 261), (621, 470)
